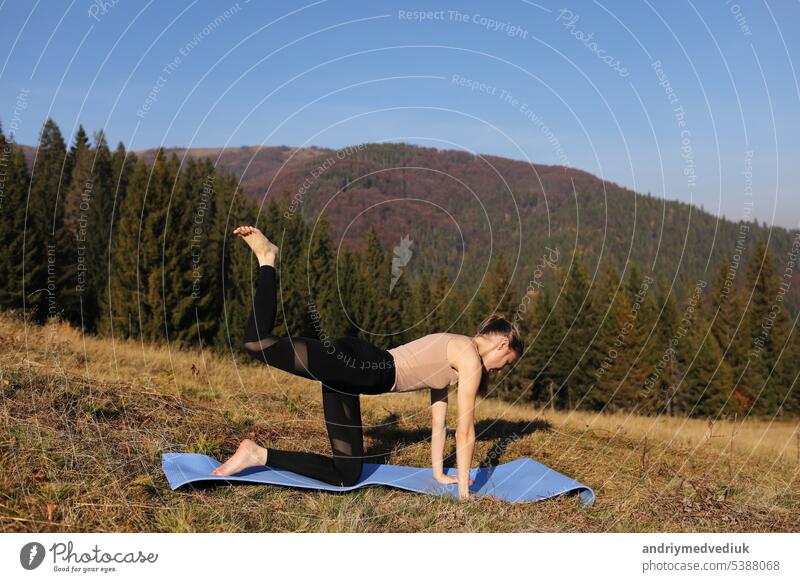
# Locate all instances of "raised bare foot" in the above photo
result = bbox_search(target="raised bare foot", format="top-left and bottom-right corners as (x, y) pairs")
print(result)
(233, 225), (280, 267)
(209, 439), (268, 477)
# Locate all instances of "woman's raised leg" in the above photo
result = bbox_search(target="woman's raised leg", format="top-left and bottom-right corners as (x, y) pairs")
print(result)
(235, 225), (319, 379)
(237, 227), (388, 387)
(241, 261), (349, 382)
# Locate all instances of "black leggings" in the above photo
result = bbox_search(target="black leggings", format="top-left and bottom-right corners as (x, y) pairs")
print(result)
(243, 264), (396, 487)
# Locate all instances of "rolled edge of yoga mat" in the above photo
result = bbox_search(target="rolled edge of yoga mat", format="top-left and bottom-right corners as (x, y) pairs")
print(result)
(160, 453), (595, 507)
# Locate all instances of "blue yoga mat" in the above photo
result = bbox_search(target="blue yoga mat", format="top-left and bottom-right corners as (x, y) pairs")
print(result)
(161, 452), (595, 506)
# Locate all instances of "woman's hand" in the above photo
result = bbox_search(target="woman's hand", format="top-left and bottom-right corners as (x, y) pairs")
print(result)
(434, 473), (473, 486)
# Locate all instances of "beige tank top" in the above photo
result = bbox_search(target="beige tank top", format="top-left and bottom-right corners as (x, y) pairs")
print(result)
(388, 333), (461, 393)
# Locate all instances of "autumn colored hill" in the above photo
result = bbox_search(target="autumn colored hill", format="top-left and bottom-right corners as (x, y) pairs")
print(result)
(123, 142), (800, 313)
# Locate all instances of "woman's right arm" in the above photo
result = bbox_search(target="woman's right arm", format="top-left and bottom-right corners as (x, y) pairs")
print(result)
(452, 343), (483, 499)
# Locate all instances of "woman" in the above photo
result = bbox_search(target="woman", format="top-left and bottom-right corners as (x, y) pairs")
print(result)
(211, 225), (523, 500)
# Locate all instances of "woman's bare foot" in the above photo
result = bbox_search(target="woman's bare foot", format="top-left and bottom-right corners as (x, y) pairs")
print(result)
(233, 225), (280, 267)
(210, 439), (268, 477)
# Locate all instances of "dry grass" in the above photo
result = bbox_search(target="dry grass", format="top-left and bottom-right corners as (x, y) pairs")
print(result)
(1, 309), (798, 532)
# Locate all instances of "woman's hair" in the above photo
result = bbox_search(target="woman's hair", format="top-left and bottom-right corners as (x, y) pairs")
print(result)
(474, 313), (524, 397)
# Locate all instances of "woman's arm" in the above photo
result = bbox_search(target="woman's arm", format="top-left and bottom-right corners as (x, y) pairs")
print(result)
(430, 387), (449, 481)
(451, 342), (483, 499)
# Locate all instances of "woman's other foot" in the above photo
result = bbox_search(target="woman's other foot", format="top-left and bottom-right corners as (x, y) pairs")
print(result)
(233, 225), (280, 268)
(209, 439), (268, 477)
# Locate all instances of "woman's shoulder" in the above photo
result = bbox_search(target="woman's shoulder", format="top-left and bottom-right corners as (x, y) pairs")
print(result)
(390, 332), (460, 352)
(442, 333), (480, 366)
(440, 332), (472, 343)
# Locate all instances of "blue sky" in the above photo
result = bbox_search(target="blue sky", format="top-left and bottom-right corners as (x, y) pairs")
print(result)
(1, 0), (799, 229)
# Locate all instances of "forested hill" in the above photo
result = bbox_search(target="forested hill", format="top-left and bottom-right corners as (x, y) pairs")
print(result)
(6, 122), (799, 417)
(125, 142), (800, 313)
(18, 139), (800, 312)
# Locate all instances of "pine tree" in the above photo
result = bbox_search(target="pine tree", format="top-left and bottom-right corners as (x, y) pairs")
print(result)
(27, 118), (70, 323)
(669, 281), (702, 415)
(623, 265), (660, 414)
(82, 130), (115, 333)
(741, 240), (773, 403)
(484, 251), (516, 317)
(307, 212), (349, 340)
(178, 159), (236, 350)
(429, 266), (453, 333)
(678, 292), (736, 418)
(442, 269), (468, 333)
(412, 269), (434, 335)
(760, 297), (792, 416)
(163, 157), (204, 347)
(554, 250), (598, 409)
(140, 149), (179, 342)
(590, 262), (660, 413)
(0, 126), (11, 293)
(386, 230), (414, 345)
(583, 263), (623, 411)
(387, 265), (415, 346)
(466, 278), (491, 333)
(110, 141), (134, 200)
(529, 285), (565, 408)
(0, 130), (30, 310)
(765, 314), (800, 417)
(199, 164), (234, 349)
(337, 245), (362, 337)
(642, 276), (680, 415)
(600, 282), (637, 412)
(359, 225), (391, 347)
(709, 256), (746, 374)
(779, 324), (800, 415)
(272, 191), (310, 337)
(98, 158), (151, 339)
(96, 141), (133, 336)
(61, 125), (93, 326)
(64, 124), (89, 189)
(742, 240), (789, 415)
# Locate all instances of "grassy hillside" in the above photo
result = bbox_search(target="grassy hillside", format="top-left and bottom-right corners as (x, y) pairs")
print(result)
(1, 309), (797, 532)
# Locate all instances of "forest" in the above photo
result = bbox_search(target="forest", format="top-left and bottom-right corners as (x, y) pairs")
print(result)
(1, 118), (798, 419)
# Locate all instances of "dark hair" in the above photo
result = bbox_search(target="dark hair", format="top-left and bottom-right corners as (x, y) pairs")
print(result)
(474, 313), (524, 397)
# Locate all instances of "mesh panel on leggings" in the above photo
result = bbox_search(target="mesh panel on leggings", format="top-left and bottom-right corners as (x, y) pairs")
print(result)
(244, 336), (313, 380)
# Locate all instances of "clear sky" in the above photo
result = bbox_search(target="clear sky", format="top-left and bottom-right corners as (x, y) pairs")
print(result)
(1, 0), (799, 229)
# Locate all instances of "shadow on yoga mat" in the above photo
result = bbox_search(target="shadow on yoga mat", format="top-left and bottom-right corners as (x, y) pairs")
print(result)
(161, 453), (595, 506)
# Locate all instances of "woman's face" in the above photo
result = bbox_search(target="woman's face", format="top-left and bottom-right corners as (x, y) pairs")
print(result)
(482, 337), (518, 372)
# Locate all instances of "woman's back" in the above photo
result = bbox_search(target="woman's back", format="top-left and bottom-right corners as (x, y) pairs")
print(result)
(388, 332), (463, 392)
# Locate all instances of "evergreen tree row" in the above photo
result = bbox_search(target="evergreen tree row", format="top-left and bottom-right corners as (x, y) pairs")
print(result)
(503, 243), (800, 417)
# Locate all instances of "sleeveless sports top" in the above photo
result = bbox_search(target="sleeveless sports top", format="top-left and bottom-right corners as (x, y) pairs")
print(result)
(387, 332), (461, 393)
